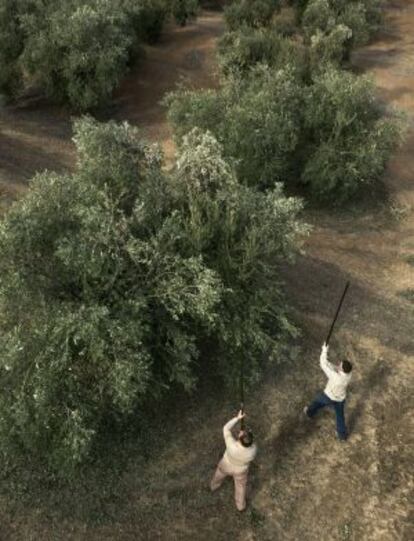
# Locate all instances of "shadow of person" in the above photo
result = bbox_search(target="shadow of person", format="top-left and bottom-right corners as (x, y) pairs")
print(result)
(347, 358), (391, 435)
(258, 357), (392, 479)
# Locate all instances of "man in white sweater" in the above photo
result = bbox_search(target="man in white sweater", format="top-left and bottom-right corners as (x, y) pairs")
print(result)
(304, 343), (353, 440)
(210, 410), (257, 511)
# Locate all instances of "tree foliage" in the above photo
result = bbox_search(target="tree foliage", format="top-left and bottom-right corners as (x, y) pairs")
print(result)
(218, 27), (306, 77)
(302, 0), (384, 62)
(0, 118), (304, 472)
(301, 68), (403, 200)
(171, 0), (198, 26)
(167, 60), (403, 200)
(308, 24), (352, 70)
(166, 66), (304, 189)
(0, 0), (28, 97)
(118, 0), (168, 45)
(21, 1), (132, 110)
(0, 0), (200, 108)
(224, 0), (281, 31)
(169, 0), (402, 202)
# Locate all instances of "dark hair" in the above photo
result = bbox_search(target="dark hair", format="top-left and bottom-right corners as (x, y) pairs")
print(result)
(342, 360), (353, 373)
(239, 429), (254, 448)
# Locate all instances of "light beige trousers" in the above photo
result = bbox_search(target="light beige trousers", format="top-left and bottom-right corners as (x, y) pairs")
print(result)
(210, 458), (248, 511)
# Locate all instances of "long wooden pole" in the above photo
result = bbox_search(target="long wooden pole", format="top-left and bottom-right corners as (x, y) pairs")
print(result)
(240, 357), (245, 430)
(326, 281), (350, 345)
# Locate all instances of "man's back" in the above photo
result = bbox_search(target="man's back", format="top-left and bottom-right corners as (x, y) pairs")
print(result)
(320, 346), (352, 401)
(210, 410), (256, 511)
(223, 416), (257, 472)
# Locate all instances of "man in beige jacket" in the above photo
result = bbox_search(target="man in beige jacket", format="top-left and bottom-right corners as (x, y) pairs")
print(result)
(210, 410), (257, 511)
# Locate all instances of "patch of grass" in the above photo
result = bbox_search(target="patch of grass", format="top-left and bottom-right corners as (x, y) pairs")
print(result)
(389, 201), (411, 222)
(249, 506), (266, 528)
(338, 521), (353, 540)
(0, 450), (131, 527)
(404, 254), (414, 266)
(398, 288), (414, 303)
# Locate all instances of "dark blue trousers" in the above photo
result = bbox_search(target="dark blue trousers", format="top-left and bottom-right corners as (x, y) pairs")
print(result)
(307, 392), (347, 440)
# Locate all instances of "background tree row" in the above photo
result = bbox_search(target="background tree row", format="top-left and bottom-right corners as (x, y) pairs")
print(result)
(166, 0), (404, 202)
(0, 0), (199, 110)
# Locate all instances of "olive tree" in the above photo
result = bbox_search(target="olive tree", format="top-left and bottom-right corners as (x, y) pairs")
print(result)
(218, 27), (306, 77)
(21, 0), (132, 110)
(171, 0), (198, 26)
(308, 24), (352, 69)
(1, 0), (196, 108)
(172, 129), (306, 384)
(120, 0), (169, 44)
(166, 66), (304, 188)
(302, 0), (383, 63)
(0, 0), (29, 97)
(224, 0), (281, 31)
(301, 0), (336, 39)
(301, 68), (403, 201)
(0, 118), (305, 472)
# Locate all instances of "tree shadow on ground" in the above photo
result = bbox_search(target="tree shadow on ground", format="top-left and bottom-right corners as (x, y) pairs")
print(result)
(352, 45), (403, 72)
(267, 408), (317, 473)
(0, 131), (72, 185)
(347, 358), (392, 435)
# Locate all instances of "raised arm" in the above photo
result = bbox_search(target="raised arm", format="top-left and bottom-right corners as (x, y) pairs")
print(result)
(319, 343), (337, 378)
(223, 410), (244, 446)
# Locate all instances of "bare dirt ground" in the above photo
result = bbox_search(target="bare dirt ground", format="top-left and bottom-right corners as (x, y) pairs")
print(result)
(0, 12), (224, 210)
(0, 5), (413, 541)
